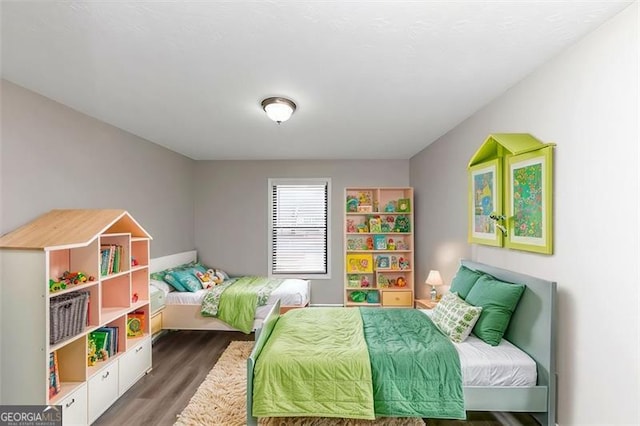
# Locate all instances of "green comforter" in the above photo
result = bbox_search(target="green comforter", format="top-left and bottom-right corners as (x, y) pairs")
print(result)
(252, 307), (465, 420)
(200, 276), (282, 333)
(252, 308), (375, 419)
(361, 308), (465, 419)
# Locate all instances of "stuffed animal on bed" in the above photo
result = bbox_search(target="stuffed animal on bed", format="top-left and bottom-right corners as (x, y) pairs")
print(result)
(196, 269), (225, 289)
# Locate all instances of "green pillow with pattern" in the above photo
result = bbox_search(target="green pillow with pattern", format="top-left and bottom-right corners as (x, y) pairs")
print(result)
(431, 292), (483, 343)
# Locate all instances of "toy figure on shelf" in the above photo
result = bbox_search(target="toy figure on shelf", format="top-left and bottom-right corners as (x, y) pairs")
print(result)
(347, 239), (357, 250)
(396, 240), (407, 250)
(396, 276), (407, 287)
(366, 237), (374, 250)
(385, 201), (396, 212)
(131, 257), (139, 266)
(360, 276), (370, 287)
(390, 256), (399, 270)
(357, 223), (369, 233)
(346, 219), (356, 233)
(387, 238), (396, 250)
(49, 279), (66, 293)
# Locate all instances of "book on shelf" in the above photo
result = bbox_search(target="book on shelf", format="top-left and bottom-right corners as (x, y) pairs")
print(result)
(90, 326), (119, 360)
(100, 245), (124, 276)
(49, 351), (60, 398)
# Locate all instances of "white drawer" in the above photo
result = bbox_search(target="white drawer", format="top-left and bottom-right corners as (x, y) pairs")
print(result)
(88, 361), (119, 424)
(119, 338), (151, 394)
(59, 383), (87, 426)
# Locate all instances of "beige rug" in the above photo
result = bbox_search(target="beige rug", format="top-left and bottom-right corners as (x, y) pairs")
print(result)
(175, 341), (424, 426)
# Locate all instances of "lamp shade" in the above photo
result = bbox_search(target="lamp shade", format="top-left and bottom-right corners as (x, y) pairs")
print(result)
(425, 270), (443, 287)
(261, 97), (296, 123)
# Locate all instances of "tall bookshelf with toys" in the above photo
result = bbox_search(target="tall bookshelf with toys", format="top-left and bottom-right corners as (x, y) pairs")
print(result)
(344, 187), (414, 308)
(0, 209), (153, 425)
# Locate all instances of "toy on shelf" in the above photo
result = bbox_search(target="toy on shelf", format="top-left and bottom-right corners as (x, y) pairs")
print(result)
(360, 276), (370, 287)
(377, 274), (389, 287)
(346, 219), (356, 233)
(397, 198), (411, 212)
(346, 196), (359, 212)
(132, 292), (139, 303)
(396, 240), (407, 250)
(348, 275), (361, 288)
(356, 223), (369, 233)
(376, 255), (389, 269)
(399, 257), (410, 270)
(369, 217), (382, 233)
(358, 191), (372, 206)
(49, 279), (67, 293)
(373, 235), (387, 250)
(394, 215), (411, 232)
(387, 238), (396, 250)
(384, 201), (396, 212)
(396, 276), (407, 287)
(390, 256), (399, 270)
(366, 237), (374, 250)
(131, 257), (139, 267)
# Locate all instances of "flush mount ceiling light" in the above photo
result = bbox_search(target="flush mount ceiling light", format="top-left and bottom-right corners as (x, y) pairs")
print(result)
(261, 97), (296, 124)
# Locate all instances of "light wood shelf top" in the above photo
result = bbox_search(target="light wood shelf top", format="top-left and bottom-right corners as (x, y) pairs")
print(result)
(0, 209), (152, 250)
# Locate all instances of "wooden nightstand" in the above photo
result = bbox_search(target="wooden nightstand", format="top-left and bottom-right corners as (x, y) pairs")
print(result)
(415, 298), (439, 309)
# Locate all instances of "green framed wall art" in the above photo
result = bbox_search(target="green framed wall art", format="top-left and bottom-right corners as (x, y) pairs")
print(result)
(505, 146), (553, 254)
(467, 134), (555, 255)
(468, 158), (503, 247)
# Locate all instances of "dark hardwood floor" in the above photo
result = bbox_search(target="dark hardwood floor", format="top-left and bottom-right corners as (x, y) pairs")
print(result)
(95, 330), (538, 426)
(94, 330), (253, 426)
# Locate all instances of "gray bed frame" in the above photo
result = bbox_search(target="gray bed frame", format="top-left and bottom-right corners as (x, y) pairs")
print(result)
(247, 260), (557, 425)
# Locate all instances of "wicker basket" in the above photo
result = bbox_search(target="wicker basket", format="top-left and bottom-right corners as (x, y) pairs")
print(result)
(50, 291), (90, 345)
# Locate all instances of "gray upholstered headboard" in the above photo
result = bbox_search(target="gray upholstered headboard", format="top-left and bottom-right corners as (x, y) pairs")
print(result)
(461, 259), (557, 425)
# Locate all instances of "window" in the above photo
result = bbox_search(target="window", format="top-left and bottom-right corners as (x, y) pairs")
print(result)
(268, 178), (330, 278)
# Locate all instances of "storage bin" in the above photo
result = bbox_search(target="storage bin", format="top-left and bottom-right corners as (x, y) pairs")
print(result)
(50, 291), (90, 344)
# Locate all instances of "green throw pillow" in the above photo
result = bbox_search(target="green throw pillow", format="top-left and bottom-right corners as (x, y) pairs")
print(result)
(151, 261), (208, 292)
(431, 292), (483, 343)
(449, 265), (483, 299)
(165, 265), (208, 292)
(465, 274), (525, 346)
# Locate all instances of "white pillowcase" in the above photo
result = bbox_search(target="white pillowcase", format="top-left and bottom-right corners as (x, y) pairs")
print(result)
(150, 279), (174, 294)
(431, 292), (483, 343)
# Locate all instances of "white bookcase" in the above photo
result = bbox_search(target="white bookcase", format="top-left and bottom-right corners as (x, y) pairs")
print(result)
(0, 209), (153, 425)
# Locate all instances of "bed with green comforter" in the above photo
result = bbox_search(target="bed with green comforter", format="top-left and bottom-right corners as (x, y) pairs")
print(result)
(251, 307), (465, 421)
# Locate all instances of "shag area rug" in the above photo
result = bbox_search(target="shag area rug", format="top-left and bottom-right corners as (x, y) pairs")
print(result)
(175, 341), (424, 426)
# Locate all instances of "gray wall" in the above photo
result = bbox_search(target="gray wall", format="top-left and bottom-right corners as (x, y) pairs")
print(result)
(194, 160), (409, 304)
(1, 80), (196, 257)
(410, 4), (638, 425)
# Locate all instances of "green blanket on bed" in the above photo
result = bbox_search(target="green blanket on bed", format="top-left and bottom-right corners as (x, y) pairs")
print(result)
(200, 276), (282, 333)
(360, 308), (465, 419)
(252, 307), (465, 420)
(252, 308), (375, 419)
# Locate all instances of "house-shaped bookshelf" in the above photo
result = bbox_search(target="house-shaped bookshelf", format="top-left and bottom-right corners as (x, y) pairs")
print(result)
(0, 209), (153, 424)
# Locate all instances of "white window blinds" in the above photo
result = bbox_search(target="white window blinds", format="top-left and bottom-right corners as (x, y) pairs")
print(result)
(270, 181), (328, 275)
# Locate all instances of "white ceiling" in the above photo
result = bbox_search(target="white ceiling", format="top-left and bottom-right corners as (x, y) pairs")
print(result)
(1, 1), (632, 160)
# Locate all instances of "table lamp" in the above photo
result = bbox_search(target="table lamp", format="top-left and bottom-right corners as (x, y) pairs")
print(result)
(425, 270), (443, 301)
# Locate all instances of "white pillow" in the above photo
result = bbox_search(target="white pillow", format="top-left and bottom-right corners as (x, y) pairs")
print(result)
(150, 279), (174, 294)
(431, 292), (483, 343)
